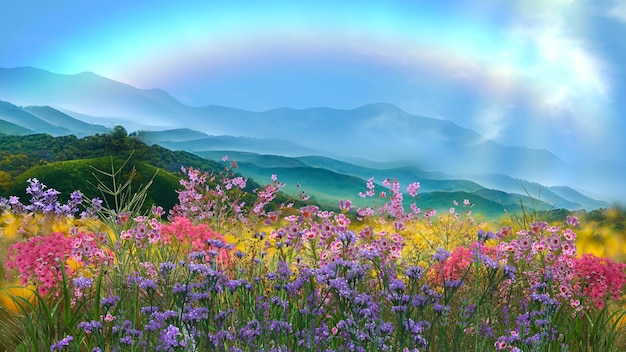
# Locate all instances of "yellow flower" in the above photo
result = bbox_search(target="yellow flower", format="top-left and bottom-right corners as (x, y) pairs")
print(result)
(0, 280), (37, 313)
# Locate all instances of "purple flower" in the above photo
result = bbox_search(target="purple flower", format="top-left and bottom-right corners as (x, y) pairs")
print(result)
(159, 261), (176, 274)
(265, 272), (279, 281)
(172, 282), (188, 294)
(478, 321), (495, 338)
(337, 230), (357, 246)
(207, 238), (224, 248)
(329, 277), (354, 298)
(78, 320), (103, 334)
(238, 319), (261, 343)
(405, 266), (424, 280)
(477, 229), (495, 242)
(270, 296), (290, 308)
(182, 307), (209, 322)
(100, 295), (120, 308)
(145, 319), (165, 332)
(566, 215), (580, 227)
(392, 305), (408, 313)
(478, 254), (499, 269)
(208, 330), (235, 346)
(188, 263), (218, 277)
(73, 277), (93, 289)
(314, 264), (337, 284)
(70, 191), (83, 205)
(269, 320), (293, 334)
(389, 278), (406, 292)
(276, 261), (292, 280)
(50, 335), (73, 351)
(91, 197), (103, 211)
(503, 265), (517, 280)
(119, 336), (134, 345)
(432, 247), (450, 262)
(434, 303), (450, 313)
(358, 248), (381, 261)
(139, 278), (158, 291)
(188, 251), (207, 261)
(141, 306), (159, 315)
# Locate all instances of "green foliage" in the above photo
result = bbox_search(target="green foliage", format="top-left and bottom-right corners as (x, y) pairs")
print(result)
(0, 129), (223, 212)
(0, 128), (224, 177)
(0, 130), (312, 215)
(4, 156), (179, 214)
(583, 206), (626, 231)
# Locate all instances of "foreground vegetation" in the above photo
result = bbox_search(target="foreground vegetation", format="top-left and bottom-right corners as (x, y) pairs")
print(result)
(0, 156), (625, 351)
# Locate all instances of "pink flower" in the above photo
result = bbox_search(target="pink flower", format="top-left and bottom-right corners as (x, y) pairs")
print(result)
(574, 254), (626, 309)
(161, 217), (231, 265)
(406, 182), (420, 197)
(5, 232), (75, 296)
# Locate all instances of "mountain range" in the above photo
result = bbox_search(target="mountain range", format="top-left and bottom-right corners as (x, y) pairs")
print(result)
(0, 66), (620, 211)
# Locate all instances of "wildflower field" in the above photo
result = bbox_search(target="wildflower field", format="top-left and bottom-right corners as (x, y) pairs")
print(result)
(0, 158), (625, 351)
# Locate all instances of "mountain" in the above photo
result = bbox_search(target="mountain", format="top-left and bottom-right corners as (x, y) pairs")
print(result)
(1, 66), (621, 204)
(137, 129), (211, 143)
(456, 172), (609, 211)
(0, 66), (187, 127)
(0, 100), (109, 137)
(195, 151), (570, 218)
(139, 132), (322, 156)
(0, 100), (71, 135)
(548, 186), (610, 210)
(0, 119), (32, 136)
(22, 105), (109, 137)
(0, 67), (573, 174)
(0, 133), (311, 214)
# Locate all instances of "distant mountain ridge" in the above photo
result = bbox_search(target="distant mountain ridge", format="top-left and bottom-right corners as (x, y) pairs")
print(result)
(0, 66), (622, 204)
(195, 150), (606, 212)
(0, 100), (109, 137)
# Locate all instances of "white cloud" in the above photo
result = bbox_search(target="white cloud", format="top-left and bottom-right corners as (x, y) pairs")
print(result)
(607, 1), (626, 22)
(473, 106), (510, 141)
(505, 11), (611, 131)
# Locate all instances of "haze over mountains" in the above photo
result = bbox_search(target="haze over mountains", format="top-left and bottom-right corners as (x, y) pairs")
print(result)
(0, 66), (622, 209)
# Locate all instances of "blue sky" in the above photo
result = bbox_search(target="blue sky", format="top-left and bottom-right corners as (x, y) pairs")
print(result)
(2, 0), (626, 166)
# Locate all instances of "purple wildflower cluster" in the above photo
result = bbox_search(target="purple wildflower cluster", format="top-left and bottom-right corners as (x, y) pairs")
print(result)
(0, 178), (99, 218)
(1, 166), (624, 351)
(170, 163), (286, 231)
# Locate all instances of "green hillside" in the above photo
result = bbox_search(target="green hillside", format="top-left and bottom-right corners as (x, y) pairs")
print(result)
(0, 128), (311, 214)
(233, 163), (379, 209)
(0, 119), (32, 136)
(6, 157), (181, 211)
(195, 152), (519, 220)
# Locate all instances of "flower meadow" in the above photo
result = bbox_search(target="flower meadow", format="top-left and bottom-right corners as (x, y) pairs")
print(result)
(0, 159), (625, 351)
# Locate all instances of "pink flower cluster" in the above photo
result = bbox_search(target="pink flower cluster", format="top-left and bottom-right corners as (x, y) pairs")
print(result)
(5, 232), (74, 296)
(172, 165), (285, 225)
(318, 228), (404, 266)
(71, 230), (113, 267)
(356, 177), (423, 224)
(429, 243), (498, 285)
(574, 254), (626, 309)
(120, 215), (162, 246)
(253, 179), (283, 215)
(496, 222), (577, 262)
(160, 216), (230, 264)
(496, 221), (626, 310)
